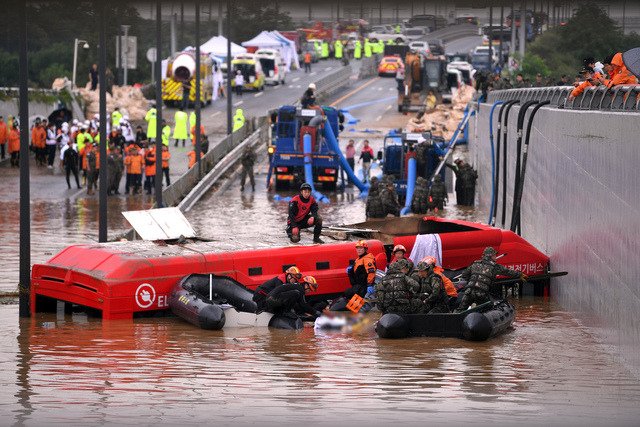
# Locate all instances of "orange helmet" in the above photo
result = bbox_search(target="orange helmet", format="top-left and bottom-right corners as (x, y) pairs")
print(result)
(303, 276), (318, 292)
(421, 256), (437, 266)
(393, 244), (406, 253)
(285, 266), (302, 280)
(355, 240), (368, 249)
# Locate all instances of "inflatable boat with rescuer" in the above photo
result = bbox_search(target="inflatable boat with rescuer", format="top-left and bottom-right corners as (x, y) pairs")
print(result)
(169, 273), (303, 330)
(30, 216), (550, 320)
(375, 299), (516, 341)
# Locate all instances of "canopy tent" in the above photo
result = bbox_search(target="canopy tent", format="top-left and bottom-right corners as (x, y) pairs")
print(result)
(200, 36), (247, 58)
(270, 30), (300, 71)
(241, 31), (287, 49)
(182, 46), (224, 64)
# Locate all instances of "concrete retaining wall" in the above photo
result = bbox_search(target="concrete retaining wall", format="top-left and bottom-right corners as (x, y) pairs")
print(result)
(470, 103), (640, 375)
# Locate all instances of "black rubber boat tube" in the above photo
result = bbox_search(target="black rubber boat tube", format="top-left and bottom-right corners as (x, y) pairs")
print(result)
(493, 100), (518, 226)
(510, 100), (550, 234)
(510, 100), (538, 233)
(500, 100), (520, 228)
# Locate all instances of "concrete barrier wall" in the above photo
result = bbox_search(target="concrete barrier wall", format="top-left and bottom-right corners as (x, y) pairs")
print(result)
(470, 104), (640, 375)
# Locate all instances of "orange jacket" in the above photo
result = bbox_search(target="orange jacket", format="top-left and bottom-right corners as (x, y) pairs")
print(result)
(187, 150), (204, 168)
(162, 149), (171, 168)
(0, 122), (9, 145)
(604, 53), (638, 88)
(191, 124), (205, 145)
(304, 53), (311, 64)
(80, 146), (92, 170)
(571, 71), (603, 98)
(354, 252), (377, 284)
(8, 128), (20, 153)
(124, 152), (143, 174)
(32, 126), (46, 148)
(145, 147), (156, 176)
(434, 266), (457, 298)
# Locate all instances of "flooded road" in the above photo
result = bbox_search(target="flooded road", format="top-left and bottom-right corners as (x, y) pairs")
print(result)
(1, 74), (639, 424)
(2, 297), (640, 425)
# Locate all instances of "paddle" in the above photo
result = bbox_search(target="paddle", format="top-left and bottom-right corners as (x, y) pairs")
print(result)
(452, 252), (508, 281)
(494, 271), (568, 287)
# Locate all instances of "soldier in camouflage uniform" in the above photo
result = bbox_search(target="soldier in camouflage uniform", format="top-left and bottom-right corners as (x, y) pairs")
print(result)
(429, 175), (448, 210)
(455, 246), (528, 312)
(415, 138), (429, 178)
(380, 176), (401, 217)
(374, 259), (420, 314)
(409, 261), (430, 313)
(411, 176), (429, 214)
(420, 258), (450, 313)
(366, 176), (386, 218)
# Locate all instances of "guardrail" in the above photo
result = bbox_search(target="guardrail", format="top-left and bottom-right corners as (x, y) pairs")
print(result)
(487, 85), (640, 112)
(428, 24), (479, 44)
(314, 64), (353, 104)
(179, 121), (268, 212)
(358, 54), (382, 79)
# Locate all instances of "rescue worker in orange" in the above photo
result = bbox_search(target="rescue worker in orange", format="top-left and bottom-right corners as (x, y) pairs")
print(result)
(31, 118), (47, 166)
(304, 52), (312, 73)
(422, 256), (458, 310)
(187, 149), (203, 168)
(597, 52), (638, 88)
(161, 145), (171, 187)
(124, 144), (144, 195)
(8, 121), (20, 167)
(191, 123), (205, 146)
(144, 144), (156, 194)
(345, 240), (377, 300)
(389, 244), (414, 275)
(0, 115), (8, 160)
(252, 266), (303, 314)
(568, 66), (597, 102)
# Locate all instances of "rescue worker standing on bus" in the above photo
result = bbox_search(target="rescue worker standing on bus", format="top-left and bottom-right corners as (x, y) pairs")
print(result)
(287, 182), (323, 244)
(253, 266), (303, 314)
(346, 240), (376, 300)
(455, 246), (528, 312)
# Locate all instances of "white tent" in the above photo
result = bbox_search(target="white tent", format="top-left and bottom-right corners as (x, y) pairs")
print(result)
(241, 31), (286, 49)
(200, 36), (246, 58)
(270, 31), (300, 71)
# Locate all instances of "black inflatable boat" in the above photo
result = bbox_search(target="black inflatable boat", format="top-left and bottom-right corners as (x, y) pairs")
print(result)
(168, 274), (303, 330)
(375, 299), (515, 341)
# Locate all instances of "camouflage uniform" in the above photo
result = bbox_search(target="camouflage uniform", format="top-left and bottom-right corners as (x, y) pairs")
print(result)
(374, 259), (420, 314)
(366, 177), (386, 218)
(411, 176), (429, 214)
(422, 266), (449, 313)
(429, 175), (448, 210)
(455, 247), (524, 312)
(380, 177), (401, 217)
(459, 164), (478, 206)
(415, 142), (428, 177)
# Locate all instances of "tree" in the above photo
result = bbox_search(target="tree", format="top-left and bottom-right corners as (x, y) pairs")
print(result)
(529, 1), (640, 78)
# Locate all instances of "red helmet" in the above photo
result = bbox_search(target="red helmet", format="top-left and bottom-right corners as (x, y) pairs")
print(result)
(421, 256), (437, 266)
(285, 266), (302, 280)
(393, 244), (406, 253)
(355, 240), (368, 249)
(303, 276), (318, 292)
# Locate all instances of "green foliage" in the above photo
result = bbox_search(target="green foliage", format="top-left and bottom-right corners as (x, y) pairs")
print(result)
(528, 1), (640, 78)
(0, 49), (19, 87)
(521, 53), (551, 79)
(229, 1), (294, 43)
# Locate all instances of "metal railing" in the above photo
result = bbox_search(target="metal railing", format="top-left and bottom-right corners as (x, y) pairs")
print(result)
(487, 85), (640, 111)
(314, 64), (353, 103)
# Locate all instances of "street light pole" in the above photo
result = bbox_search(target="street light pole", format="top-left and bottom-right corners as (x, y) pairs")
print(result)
(122, 25), (131, 86)
(72, 38), (89, 88)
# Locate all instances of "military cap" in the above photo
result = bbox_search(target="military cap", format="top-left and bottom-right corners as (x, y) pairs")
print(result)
(483, 246), (497, 257)
(395, 259), (410, 269)
(416, 261), (429, 271)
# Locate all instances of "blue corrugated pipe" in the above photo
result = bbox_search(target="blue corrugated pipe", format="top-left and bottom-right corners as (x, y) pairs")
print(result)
(488, 100), (504, 224)
(303, 133), (330, 204)
(400, 157), (417, 215)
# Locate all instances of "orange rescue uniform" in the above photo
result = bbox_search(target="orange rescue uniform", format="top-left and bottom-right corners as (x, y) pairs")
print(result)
(354, 252), (377, 284)
(604, 53), (638, 88)
(0, 121), (9, 146)
(187, 150), (204, 168)
(434, 266), (457, 298)
(8, 128), (20, 153)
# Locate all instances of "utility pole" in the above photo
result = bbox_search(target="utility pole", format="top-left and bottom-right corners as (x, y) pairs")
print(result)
(155, 1), (163, 206)
(99, 2), (107, 243)
(519, 0), (526, 59)
(227, 0), (232, 135)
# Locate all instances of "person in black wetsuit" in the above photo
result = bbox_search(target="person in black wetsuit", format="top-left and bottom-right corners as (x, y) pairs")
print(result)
(265, 276), (321, 318)
(253, 266), (302, 313)
(287, 182), (323, 243)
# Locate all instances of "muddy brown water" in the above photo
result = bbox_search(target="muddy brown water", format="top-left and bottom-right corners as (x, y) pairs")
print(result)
(1, 139), (639, 424)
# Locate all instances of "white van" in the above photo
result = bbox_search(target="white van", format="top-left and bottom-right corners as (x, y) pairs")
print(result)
(255, 49), (286, 85)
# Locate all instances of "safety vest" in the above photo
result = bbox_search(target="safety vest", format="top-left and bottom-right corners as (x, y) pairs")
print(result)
(354, 252), (377, 285)
(233, 111), (245, 131)
(334, 41), (343, 59)
(111, 110), (123, 128)
(162, 125), (171, 146)
(173, 111), (188, 139)
(290, 194), (315, 222)
(145, 108), (157, 138)
(354, 41), (362, 59)
(434, 266), (457, 297)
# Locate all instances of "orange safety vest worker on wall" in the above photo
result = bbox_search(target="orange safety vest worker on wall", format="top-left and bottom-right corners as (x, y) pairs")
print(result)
(601, 52), (638, 88)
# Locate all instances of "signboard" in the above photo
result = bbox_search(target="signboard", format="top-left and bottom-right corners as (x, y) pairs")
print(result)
(508, 55), (521, 71)
(122, 207), (196, 241)
(116, 35), (137, 69)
